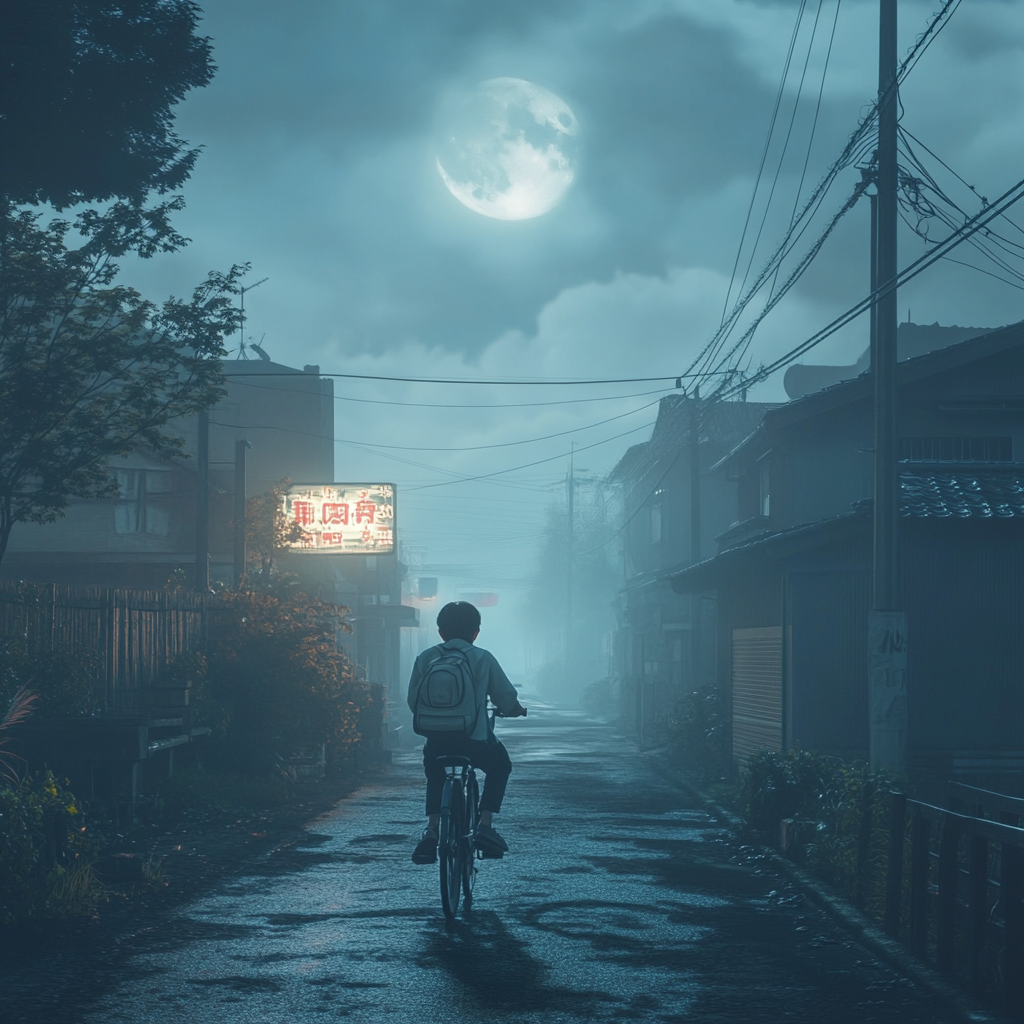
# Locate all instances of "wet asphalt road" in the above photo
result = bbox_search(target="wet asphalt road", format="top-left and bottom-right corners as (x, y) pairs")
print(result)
(6, 707), (964, 1023)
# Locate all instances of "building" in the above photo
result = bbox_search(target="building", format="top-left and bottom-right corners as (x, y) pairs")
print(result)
(668, 323), (1024, 791)
(608, 394), (776, 745)
(2, 357), (417, 699)
(3, 359), (334, 588)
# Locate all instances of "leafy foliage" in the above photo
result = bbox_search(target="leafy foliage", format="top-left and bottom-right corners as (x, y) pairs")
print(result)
(664, 685), (728, 781)
(0, 772), (99, 926)
(740, 748), (902, 911)
(0, 205), (246, 565)
(0, 0), (214, 208)
(0, 684), (39, 785)
(0, 635), (103, 719)
(202, 581), (366, 768)
(245, 480), (306, 580)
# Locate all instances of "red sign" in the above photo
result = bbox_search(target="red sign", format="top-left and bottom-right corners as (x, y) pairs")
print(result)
(282, 484), (395, 554)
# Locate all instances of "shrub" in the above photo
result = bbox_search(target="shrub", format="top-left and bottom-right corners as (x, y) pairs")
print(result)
(0, 772), (100, 926)
(0, 634), (102, 717)
(202, 580), (368, 769)
(665, 686), (728, 780)
(740, 747), (832, 832)
(739, 747), (901, 910)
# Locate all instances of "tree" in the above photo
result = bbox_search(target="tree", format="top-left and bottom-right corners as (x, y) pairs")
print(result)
(203, 581), (363, 767)
(0, 204), (245, 566)
(0, 0), (214, 209)
(245, 480), (307, 581)
(523, 478), (617, 700)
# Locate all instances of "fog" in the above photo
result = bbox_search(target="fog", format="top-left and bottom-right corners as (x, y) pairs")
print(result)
(115, 0), (1024, 698)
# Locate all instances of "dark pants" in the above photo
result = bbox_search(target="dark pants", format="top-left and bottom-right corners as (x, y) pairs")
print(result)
(422, 734), (512, 815)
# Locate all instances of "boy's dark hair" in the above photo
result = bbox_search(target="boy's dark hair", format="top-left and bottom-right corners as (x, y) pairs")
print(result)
(437, 601), (481, 642)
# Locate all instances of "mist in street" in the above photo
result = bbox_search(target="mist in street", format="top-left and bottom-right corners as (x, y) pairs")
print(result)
(3, 2), (1024, 1022)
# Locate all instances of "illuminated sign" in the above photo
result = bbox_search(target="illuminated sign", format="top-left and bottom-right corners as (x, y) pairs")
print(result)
(282, 483), (395, 554)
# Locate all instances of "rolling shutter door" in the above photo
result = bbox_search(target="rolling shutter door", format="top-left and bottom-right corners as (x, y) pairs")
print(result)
(732, 626), (783, 763)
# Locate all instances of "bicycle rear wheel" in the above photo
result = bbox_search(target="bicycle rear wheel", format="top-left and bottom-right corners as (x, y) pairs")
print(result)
(439, 779), (463, 920)
(462, 772), (479, 907)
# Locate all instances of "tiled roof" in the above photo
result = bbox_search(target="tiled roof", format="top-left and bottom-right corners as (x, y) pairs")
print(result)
(901, 468), (1024, 519)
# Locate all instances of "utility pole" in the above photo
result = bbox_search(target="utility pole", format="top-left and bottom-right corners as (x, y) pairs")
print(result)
(234, 439), (252, 589)
(688, 390), (702, 566)
(194, 410), (210, 593)
(565, 444), (575, 690)
(869, 185), (879, 372)
(688, 390), (703, 689)
(869, 0), (908, 774)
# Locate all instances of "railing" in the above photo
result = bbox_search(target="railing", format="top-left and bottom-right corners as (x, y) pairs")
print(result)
(885, 783), (1024, 1020)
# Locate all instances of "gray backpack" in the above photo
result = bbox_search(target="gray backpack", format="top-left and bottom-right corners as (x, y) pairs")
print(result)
(412, 646), (479, 736)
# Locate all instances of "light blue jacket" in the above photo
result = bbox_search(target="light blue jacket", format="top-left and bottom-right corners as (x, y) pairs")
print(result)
(407, 638), (519, 742)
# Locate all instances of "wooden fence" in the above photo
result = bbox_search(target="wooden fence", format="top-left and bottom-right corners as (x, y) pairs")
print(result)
(885, 782), (1024, 1020)
(0, 582), (207, 711)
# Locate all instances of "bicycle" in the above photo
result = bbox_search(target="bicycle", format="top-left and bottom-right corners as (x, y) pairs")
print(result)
(435, 704), (525, 921)
(436, 753), (479, 921)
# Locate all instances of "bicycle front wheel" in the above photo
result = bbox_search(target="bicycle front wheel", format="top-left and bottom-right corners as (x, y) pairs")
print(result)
(439, 779), (463, 920)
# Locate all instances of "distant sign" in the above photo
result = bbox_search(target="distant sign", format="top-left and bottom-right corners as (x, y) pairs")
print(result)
(282, 483), (395, 554)
(459, 592), (499, 607)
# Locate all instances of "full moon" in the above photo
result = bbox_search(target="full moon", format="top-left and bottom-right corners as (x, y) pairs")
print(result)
(436, 78), (578, 221)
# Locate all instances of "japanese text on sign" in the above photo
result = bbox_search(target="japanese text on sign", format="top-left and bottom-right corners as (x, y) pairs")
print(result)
(282, 484), (395, 554)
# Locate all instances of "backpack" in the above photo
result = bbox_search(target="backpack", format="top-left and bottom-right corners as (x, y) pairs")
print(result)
(412, 646), (479, 736)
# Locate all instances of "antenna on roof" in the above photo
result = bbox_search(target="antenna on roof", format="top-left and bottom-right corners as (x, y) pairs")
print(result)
(236, 277), (269, 359)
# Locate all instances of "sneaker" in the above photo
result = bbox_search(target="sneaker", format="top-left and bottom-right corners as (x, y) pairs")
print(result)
(475, 823), (509, 856)
(411, 829), (438, 864)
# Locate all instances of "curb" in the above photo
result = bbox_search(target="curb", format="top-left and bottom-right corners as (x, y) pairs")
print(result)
(673, 775), (1002, 1024)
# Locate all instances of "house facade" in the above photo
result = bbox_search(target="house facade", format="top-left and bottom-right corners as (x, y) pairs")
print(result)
(609, 394), (776, 744)
(2, 358), (417, 698)
(668, 323), (1024, 792)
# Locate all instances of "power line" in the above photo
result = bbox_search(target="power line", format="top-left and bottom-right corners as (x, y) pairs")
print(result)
(220, 369), (721, 386)
(405, 421), (657, 492)
(226, 376), (675, 409)
(714, 169), (1024, 400)
(684, 0), (962, 393)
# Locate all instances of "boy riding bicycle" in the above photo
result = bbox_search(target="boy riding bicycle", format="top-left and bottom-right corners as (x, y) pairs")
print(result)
(408, 601), (527, 864)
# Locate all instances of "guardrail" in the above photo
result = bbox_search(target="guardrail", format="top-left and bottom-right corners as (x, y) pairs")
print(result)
(885, 784), (1024, 1020)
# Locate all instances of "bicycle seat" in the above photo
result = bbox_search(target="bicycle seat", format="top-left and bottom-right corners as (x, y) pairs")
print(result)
(434, 755), (472, 768)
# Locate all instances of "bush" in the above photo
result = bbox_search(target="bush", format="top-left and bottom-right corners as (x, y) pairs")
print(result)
(739, 747), (902, 911)
(665, 686), (728, 780)
(0, 772), (100, 927)
(202, 581), (369, 770)
(0, 634), (102, 717)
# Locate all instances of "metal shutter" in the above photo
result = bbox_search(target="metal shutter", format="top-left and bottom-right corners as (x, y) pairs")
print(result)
(732, 626), (783, 763)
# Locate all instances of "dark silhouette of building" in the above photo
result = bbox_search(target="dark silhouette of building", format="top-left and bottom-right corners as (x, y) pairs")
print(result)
(608, 394), (777, 745)
(669, 323), (1024, 792)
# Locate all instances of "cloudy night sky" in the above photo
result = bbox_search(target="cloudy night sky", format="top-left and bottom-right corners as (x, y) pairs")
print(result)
(117, 0), (1024, 666)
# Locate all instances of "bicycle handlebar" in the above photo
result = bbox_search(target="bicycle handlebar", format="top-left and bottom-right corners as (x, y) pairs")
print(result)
(490, 703), (528, 719)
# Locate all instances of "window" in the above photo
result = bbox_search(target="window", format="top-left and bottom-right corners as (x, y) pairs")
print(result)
(900, 436), (1012, 462)
(114, 470), (171, 535)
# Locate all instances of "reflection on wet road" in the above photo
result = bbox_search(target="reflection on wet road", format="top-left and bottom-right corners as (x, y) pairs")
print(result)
(14, 710), (965, 1022)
